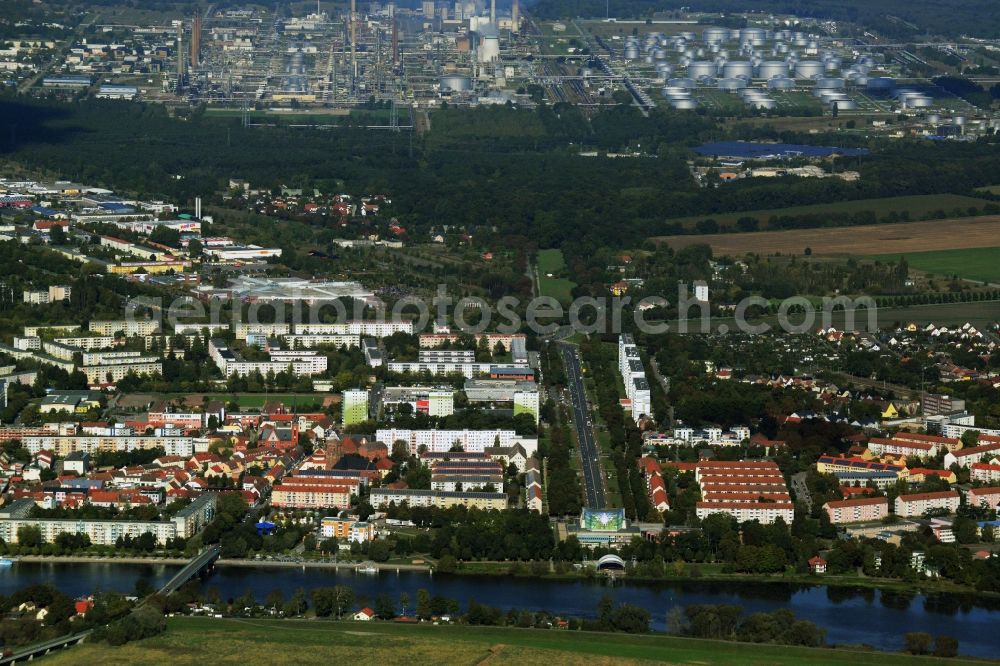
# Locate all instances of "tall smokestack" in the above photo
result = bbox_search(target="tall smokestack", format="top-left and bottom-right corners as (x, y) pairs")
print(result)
(176, 27), (185, 84)
(512, 0), (519, 33)
(392, 17), (399, 66)
(191, 14), (202, 69)
(350, 0), (357, 82)
(490, 0), (496, 25)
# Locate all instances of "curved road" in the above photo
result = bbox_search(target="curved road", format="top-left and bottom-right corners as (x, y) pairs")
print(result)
(560, 343), (607, 509)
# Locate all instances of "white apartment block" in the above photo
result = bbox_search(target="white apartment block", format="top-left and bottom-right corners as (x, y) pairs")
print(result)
(172, 323), (231, 336)
(81, 350), (157, 365)
(894, 491), (960, 517)
(513, 389), (540, 424)
(0, 517), (178, 546)
(284, 334), (360, 349)
(418, 349), (475, 363)
(209, 339), (327, 377)
(233, 322), (291, 340)
(695, 502), (795, 524)
(53, 336), (115, 350)
(293, 321), (414, 337)
(23, 285), (71, 304)
(12, 336), (41, 351)
(82, 362), (162, 384)
(21, 435), (196, 457)
(89, 320), (160, 337)
(618, 334), (652, 423)
(866, 437), (935, 458)
(387, 361), (492, 378)
(369, 488), (508, 511)
(375, 428), (537, 457)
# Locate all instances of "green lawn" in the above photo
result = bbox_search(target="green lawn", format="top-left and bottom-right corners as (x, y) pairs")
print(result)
(975, 184), (1000, 195)
(668, 194), (988, 229)
(869, 247), (1000, 283)
(39, 616), (990, 666)
(537, 249), (577, 305)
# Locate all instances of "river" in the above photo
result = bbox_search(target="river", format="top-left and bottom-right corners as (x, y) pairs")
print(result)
(2, 562), (998, 657)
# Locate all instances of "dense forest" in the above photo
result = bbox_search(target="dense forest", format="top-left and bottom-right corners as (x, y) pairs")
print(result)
(2, 96), (1000, 257)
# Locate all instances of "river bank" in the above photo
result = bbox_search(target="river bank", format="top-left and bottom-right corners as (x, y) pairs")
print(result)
(10, 555), (998, 600)
(41, 615), (994, 666)
(13, 554), (432, 573)
(4, 561), (1000, 655)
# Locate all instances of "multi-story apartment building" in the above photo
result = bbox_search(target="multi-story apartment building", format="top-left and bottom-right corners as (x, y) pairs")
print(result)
(82, 361), (162, 385)
(866, 437), (934, 459)
(208, 339), (327, 377)
(293, 321), (414, 337)
(283, 334), (360, 349)
(375, 428), (537, 456)
(894, 490), (960, 517)
(271, 484), (353, 509)
(694, 460), (794, 525)
(342, 389), (370, 426)
(967, 486), (1000, 510)
(369, 488), (508, 511)
(89, 320), (160, 337)
(617, 334), (651, 423)
(20, 434), (197, 457)
(823, 497), (889, 524)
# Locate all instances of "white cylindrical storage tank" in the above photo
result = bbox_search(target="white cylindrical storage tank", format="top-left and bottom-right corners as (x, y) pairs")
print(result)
(723, 60), (754, 78)
(867, 77), (895, 94)
(667, 77), (696, 89)
(688, 61), (717, 78)
(926, 112), (941, 124)
(814, 77), (844, 89)
(824, 58), (841, 73)
(653, 48), (667, 60)
(749, 98), (777, 110)
(758, 61), (789, 79)
(907, 96), (933, 108)
(832, 99), (857, 110)
(680, 31), (697, 41)
(624, 46), (640, 59)
(703, 27), (729, 43)
(717, 77), (747, 92)
(794, 60), (824, 79)
(662, 86), (690, 97)
(439, 74), (472, 92)
(672, 98), (698, 109)
(768, 76), (795, 90)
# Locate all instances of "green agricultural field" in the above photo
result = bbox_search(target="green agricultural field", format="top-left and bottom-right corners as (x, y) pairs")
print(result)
(975, 184), (1000, 195)
(537, 248), (577, 304)
(869, 247), (1000, 284)
(668, 194), (988, 229)
(38, 616), (990, 666)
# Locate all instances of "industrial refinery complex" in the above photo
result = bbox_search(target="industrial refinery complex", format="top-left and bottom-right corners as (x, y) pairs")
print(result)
(18, 1), (996, 134)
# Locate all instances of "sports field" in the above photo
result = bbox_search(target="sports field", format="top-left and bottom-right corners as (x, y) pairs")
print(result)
(537, 249), (577, 304)
(869, 247), (1000, 283)
(37, 616), (987, 666)
(658, 194), (987, 230)
(657, 216), (1000, 257)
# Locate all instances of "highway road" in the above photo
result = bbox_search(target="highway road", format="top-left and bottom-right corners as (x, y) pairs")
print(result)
(560, 343), (607, 509)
